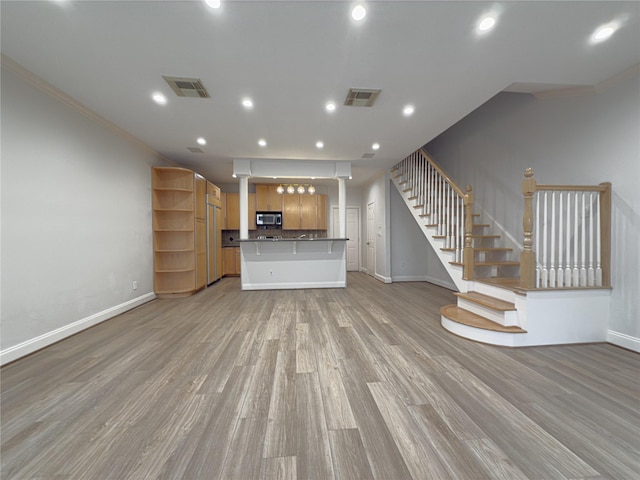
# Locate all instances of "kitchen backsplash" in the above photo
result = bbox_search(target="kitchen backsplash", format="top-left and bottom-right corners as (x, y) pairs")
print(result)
(222, 229), (328, 246)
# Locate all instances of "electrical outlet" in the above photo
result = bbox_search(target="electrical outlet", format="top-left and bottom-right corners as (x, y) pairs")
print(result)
(132, 280), (138, 290)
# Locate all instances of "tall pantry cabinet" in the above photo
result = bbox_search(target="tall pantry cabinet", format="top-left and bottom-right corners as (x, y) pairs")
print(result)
(152, 167), (209, 298)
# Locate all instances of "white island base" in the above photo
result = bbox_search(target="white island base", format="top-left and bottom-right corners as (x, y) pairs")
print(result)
(239, 238), (348, 290)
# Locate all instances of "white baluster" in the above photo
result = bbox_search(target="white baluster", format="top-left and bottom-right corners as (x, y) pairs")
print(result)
(573, 192), (579, 286)
(557, 192), (564, 287)
(580, 192), (587, 286)
(536, 192), (541, 288)
(588, 192), (595, 286)
(596, 192), (602, 286)
(549, 191), (556, 287)
(541, 191), (548, 287)
(565, 192), (572, 287)
(446, 184), (451, 247)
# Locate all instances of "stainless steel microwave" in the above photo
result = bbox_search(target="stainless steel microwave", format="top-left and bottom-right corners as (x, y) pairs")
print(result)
(256, 212), (282, 226)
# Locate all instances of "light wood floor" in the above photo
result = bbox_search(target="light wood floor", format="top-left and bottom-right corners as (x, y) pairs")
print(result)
(2, 273), (639, 479)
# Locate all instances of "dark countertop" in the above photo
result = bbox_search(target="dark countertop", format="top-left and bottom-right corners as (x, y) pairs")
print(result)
(236, 237), (349, 243)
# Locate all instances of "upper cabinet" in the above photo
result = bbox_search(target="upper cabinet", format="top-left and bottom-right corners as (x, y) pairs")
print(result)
(256, 184), (283, 211)
(225, 192), (257, 230)
(317, 194), (327, 230)
(282, 193), (327, 230)
(194, 174), (206, 220)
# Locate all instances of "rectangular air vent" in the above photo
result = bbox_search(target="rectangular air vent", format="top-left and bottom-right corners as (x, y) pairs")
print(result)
(344, 88), (381, 107)
(163, 75), (210, 98)
(362, 153), (375, 158)
(188, 147), (204, 153)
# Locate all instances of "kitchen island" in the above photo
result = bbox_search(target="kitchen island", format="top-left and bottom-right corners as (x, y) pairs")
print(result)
(238, 238), (348, 290)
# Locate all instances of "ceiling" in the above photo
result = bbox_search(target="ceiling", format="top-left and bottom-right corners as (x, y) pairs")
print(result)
(2, 1), (639, 188)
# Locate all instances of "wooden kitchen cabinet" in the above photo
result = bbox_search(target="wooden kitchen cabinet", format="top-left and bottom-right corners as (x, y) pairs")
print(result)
(194, 175), (206, 220)
(256, 184), (282, 211)
(226, 193), (240, 230)
(282, 193), (327, 230)
(317, 194), (327, 230)
(223, 247), (241, 276)
(225, 193), (256, 230)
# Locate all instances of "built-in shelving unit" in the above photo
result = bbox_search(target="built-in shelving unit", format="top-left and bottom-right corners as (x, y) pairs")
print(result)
(152, 167), (206, 298)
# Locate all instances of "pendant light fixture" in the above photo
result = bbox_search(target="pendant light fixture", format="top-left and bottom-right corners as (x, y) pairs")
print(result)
(276, 183), (316, 194)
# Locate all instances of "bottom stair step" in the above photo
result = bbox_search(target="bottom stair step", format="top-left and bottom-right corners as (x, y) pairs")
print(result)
(440, 305), (527, 333)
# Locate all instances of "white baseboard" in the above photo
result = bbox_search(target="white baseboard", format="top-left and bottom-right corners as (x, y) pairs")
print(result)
(391, 275), (457, 291)
(375, 273), (392, 284)
(424, 275), (457, 291)
(0, 292), (156, 366)
(607, 330), (640, 353)
(242, 281), (346, 290)
(392, 275), (430, 282)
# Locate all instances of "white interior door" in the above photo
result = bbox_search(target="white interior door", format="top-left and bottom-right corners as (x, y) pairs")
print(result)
(367, 202), (375, 277)
(332, 206), (360, 271)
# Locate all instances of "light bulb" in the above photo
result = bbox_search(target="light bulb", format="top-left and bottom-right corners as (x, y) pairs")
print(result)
(298, 185), (306, 194)
(287, 185), (295, 194)
(276, 185), (284, 194)
(308, 185), (316, 195)
(352, 5), (366, 21)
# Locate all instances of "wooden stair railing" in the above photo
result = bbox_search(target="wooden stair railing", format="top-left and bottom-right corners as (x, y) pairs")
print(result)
(520, 168), (611, 289)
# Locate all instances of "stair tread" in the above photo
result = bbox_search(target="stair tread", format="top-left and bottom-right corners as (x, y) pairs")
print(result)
(470, 234), (501, 238)
(474, 247), (513, 252)
(454, 291), (516, 311)
(440, 305), (527, 333)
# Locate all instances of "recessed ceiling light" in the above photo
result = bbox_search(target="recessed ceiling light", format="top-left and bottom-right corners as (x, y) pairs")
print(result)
(591, 22), (618, 43)
(258, 139), (267, 147)
(152, 92), (167, 105)
(197, 137), (206, 145)
(372, 142), (380, 150)
(204, 0), (221, 9)
(351, 4), (366, 22)
(477, 16), (496, 33)
(325, 101), (337, 112)
(403, 105), (415, 116)
(316, 141), (324, 149)
(242, 97), (254, 109)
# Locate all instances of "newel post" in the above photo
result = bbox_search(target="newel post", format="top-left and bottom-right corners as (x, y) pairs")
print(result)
(520, 168), (537, 288)
(463, 185), (474, 281)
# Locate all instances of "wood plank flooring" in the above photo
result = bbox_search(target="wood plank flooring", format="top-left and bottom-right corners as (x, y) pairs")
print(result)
(1, 272), (639, 479)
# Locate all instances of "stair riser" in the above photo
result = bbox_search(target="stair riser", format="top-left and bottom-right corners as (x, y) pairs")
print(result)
(470, 282), (516, 303)
(457, 299), (520, 327)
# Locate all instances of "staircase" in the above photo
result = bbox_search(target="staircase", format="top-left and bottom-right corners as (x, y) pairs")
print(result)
(391, 150), (612, 347)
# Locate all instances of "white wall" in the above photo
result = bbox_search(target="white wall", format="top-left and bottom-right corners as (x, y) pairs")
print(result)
(361, 172), (391, 282)
(1, 63), (167, 363)
(390, 183), (455, 288)
(426, 72), (640, 345)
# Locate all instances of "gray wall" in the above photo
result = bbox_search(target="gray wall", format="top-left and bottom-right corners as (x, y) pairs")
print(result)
(426, 72), (640, 342)
(1, 64), (167, 360)
(390, 183), (455, 288)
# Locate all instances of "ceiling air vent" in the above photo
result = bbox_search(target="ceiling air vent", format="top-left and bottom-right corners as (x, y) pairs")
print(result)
(162, 75), (210, 98)
(344, 88), (381, 107)
(362, 153), (375, 158)
(188, 147), (204, 153)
